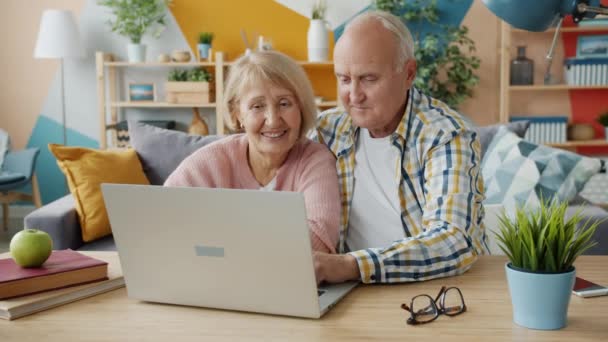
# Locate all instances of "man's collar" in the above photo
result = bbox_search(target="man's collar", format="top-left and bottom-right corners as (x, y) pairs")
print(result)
(393, 87), (416, 143)
(336, 87), (417, 157)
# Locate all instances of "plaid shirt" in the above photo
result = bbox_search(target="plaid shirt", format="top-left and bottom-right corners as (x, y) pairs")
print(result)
(311, 87), (487, 284)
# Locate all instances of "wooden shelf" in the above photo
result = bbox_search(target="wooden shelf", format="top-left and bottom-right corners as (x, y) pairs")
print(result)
(513, 26), (608, 33)
(111, 101), (216, 108)
(509, 85), (608, 91)
(547, 140), (608, 148)
(298, 61), (333, 67)
(317, 101), (338, 108)
(105, 61), (215, 67)
(97, 51), (338, 148)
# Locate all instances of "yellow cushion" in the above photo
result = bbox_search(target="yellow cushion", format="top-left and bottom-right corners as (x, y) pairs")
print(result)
(48, 144), (150, 242)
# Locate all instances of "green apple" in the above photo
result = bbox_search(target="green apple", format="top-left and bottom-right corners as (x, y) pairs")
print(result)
(10, 229), (53, 268)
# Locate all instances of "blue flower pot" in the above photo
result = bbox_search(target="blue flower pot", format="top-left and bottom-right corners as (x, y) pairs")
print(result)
(505, 263), (575, 330)
(198, 43), (211, 60)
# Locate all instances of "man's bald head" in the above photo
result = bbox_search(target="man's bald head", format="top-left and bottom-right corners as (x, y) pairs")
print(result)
(337, 11), (415, 71)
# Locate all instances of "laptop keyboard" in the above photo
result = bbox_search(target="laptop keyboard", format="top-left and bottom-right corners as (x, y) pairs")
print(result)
(317, 290), (326, 297)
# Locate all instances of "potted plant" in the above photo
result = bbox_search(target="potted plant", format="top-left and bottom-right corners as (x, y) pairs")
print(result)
(165, 68), (213, 104)
(307, 0), (329, 62)
(197, 32), (214, 61)
(98, 0), (170, 62)
(495, 200), (600, 330)
(596, 111), (608, 140)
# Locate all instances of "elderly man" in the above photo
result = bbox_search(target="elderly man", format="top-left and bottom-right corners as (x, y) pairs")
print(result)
(311, 11), (487, 284)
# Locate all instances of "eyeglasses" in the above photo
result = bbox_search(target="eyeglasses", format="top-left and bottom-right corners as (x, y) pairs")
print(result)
(400, 286), (467, 325)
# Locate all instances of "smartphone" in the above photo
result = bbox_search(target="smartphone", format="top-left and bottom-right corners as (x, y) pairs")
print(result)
(572, 277), (608, 298)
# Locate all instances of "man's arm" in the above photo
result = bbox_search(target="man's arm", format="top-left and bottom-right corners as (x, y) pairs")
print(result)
(316, 129), (486, 284)
(352, 129), (486, 283)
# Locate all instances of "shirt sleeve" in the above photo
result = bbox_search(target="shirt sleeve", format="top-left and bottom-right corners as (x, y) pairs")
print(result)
(296, 144), (341, 253)
(349, 129), (486, 283)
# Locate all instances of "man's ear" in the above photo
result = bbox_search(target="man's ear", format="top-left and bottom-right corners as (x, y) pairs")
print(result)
(405, 59), (417, 83)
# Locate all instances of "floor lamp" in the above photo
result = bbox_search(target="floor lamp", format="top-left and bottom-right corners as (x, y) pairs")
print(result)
(34, 9), (84, 146)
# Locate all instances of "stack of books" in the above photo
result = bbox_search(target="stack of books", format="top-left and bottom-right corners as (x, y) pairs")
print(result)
(511, 116), (568, 144)
(564, 58), (608, 86)
(578, 15), (608, 27)
(0, 250), (124, 320)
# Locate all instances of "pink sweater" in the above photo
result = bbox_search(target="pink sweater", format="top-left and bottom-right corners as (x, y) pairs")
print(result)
(164, 134), (340, 253)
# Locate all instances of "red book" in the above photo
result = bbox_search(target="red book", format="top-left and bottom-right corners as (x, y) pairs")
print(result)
(0, 249), (108, 299)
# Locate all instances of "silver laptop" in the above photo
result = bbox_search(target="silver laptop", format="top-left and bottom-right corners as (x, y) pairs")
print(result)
(101, 184), (358, 318)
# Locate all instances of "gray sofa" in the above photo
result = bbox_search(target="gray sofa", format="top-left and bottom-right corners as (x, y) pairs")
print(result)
(24, 121), (608, 254)
(25, 122), (221, 251)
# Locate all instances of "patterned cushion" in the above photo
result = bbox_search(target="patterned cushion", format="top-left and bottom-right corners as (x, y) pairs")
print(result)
(482, 127), (602, 212)
(472, 121), (530, 159)
(579, 166), (608, 204)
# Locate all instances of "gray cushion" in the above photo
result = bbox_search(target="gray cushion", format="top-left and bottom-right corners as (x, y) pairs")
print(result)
(472, 121), (530, 159)
(77, 235), (116, 251)
(566, 205), (608, 255)
(128, 121), (222, 185)
(24, 194), (83, 250)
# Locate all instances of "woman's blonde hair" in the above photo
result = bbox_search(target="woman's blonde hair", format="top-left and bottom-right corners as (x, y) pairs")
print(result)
(223, 51), (317, 137)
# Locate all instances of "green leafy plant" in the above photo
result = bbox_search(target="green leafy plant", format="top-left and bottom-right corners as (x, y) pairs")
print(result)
(596, 111), (608, 127)
(168, 69), (211, 82)
(198, 32), (214, 45)
(495, 200), (600, 273)
(374, 0), (480, 109)
(312, 0), (327, 20)
(98, 0), (170, 44)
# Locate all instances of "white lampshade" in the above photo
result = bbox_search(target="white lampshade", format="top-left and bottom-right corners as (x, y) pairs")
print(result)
(34, 9), (84, 59)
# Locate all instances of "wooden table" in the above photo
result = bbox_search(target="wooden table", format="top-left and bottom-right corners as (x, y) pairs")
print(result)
(1, 256), (607, 341)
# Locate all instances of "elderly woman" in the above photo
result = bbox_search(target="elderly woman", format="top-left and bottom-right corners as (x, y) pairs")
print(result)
(164, 51), (340, 253)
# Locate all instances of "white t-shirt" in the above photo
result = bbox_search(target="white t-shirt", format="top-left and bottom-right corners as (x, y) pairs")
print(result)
(346, 128), (405, 251)
(259, 176), (277, 191)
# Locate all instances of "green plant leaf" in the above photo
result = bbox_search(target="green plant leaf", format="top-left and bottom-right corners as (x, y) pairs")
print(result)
(493, 198), (602, 273)
(98, 0), (169, 44)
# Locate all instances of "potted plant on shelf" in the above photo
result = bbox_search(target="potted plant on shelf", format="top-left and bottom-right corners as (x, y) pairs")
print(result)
(307, 0), (329, 62)
(197, 32), (214, 61)
(98, 0), (170, 62)
(165, 68), (213, 104)
(495, 200), (600, 330)
(596, 111), (608, 140)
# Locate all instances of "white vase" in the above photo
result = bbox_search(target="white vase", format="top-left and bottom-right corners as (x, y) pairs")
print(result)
(307, 19), (329, 62)
(127, 43), (146, 62)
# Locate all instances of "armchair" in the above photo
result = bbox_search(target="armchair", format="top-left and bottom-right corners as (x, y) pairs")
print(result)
(0, 147), (42, 230)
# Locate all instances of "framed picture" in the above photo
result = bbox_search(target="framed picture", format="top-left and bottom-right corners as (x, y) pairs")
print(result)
(576, 35), (608, 58)
(128, 83), (155, 102)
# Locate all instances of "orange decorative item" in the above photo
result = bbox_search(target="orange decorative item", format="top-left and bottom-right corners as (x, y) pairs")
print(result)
(188, 108), (209, 136)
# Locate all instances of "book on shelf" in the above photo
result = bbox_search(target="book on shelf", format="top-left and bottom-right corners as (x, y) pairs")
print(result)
(511, 116), (568, 144)
(564, 58), (608, 86)
(578, 15), (608, 27)
(0, 251), (124, 320)
(0, 249), (108, 299)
